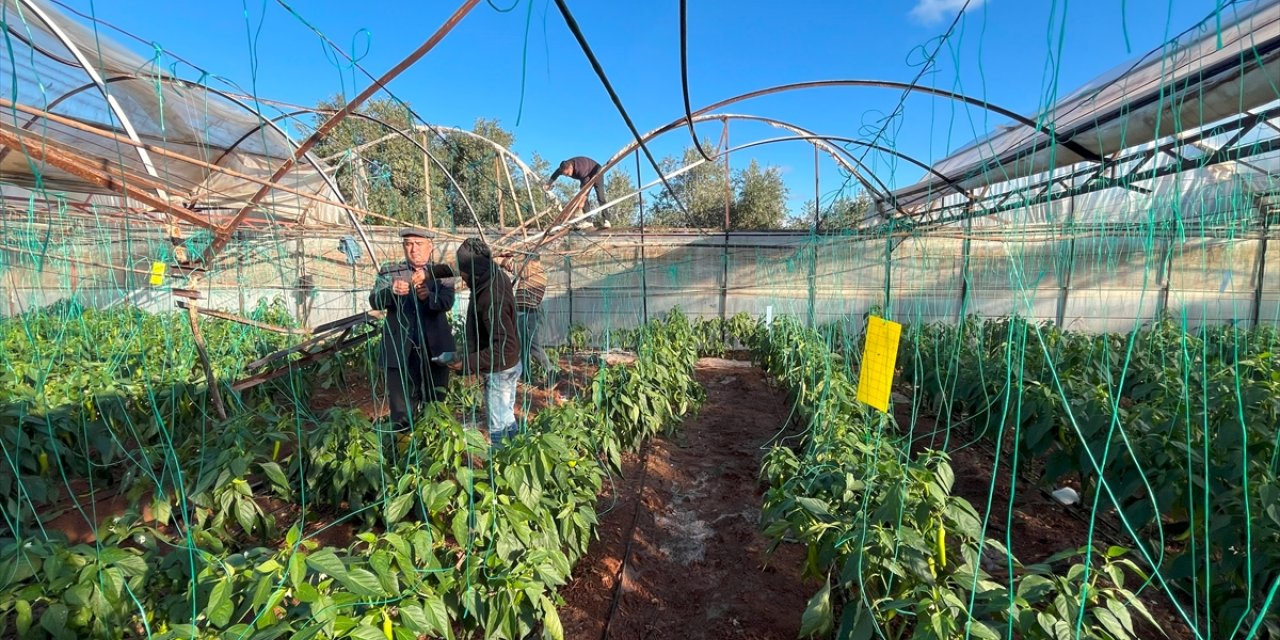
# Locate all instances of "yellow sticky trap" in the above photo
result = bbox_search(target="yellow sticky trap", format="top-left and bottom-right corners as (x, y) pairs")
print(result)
(149, 261), (167, 286)
(856, 315), (902, 413)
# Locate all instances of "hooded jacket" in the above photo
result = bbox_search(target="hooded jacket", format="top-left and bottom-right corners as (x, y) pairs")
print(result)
(457, 243), (521, 374)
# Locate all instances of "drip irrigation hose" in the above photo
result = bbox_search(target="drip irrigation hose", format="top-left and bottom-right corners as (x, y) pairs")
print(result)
(599, 438), (653, 640)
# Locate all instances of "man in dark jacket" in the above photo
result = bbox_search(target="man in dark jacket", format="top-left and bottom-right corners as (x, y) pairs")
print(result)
(369, 228), (456, 430)
(437, 238), (523, 448)
(546, 156), (611, 230)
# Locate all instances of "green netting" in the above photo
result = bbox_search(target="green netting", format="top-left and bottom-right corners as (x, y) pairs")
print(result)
(2, 0), (1280, 638)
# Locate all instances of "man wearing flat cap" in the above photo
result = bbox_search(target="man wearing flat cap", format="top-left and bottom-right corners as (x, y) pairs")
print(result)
(369, 228), (456, 430)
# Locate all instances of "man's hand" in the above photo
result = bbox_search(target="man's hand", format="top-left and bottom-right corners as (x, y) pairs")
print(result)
(411, 269), (426, 287)
(432, 352), (463, 371)
(392, 279), (410, 296)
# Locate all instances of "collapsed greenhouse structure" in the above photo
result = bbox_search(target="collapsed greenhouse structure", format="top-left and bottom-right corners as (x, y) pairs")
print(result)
(1, 0), (1278, 638)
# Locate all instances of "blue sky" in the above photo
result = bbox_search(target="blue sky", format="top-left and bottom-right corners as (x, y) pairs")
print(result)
(55, 0), (1226, 215)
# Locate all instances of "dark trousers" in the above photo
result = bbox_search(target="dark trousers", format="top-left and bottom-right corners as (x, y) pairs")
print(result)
(386, 349), (450, 428)
(581, 170), (610, 223)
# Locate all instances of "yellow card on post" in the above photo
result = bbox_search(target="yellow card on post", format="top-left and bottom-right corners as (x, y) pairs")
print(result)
(856, 315), (902, 413)
(149, 261), (167, 286)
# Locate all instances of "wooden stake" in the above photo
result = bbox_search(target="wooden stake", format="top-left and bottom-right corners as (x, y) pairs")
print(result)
(422, 131), (433, 228)
(184, 303), (227, 420)
(496, 155), (505, 229)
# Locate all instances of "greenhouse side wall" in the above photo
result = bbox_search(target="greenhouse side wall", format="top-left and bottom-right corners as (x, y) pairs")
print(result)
(1, 225), (1276, 341)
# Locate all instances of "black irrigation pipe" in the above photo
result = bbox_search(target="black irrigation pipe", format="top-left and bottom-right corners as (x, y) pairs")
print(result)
(600, 437), (653, 640)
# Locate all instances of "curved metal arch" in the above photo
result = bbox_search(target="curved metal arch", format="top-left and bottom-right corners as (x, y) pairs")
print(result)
(284, 109), (491, 234)
(692, 80), (1102, 163)
(282, 106), (546, 192)
(710, 113), (971, 198)
(514, 128), (928, 248)
(573, 78), (1104, 225)
(521, 116), (980, 251)
(721, 134), (963, 224)
(325, 123), (547, 190)
(517, 111), (914, 243)
(14, 0), (167, 201)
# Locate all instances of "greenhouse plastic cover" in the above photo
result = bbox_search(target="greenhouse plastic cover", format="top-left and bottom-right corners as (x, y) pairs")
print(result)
(0, 0), (348, 226)
(892, 0), (1280, 209)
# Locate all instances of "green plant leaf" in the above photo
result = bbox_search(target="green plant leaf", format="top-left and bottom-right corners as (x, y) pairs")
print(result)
(1018, 574), (1056, 604)
(399, 604), (430, 634)
(385, 493), (414, 524)
(1094, 607), (1130, 639)
(451, 510), (471, 548)
(1105, 599), (1134, 635)
(306, 549), (347, 579)
(796, 496), (831, 518)
(338, 568), (385, 597)
(207, 578), (234, 627)
(540, 595), (564, 640)
(934, 460), (955, 494)
(260, 462), (291, 492)
(235, 498), (258, 534)
(798, 582), (833, 638)
(837, 603), (874, 640)
(1124, 595), (1161, 632)
(422, 593), (454, 638)
(295, 581), (320, 603)
(966, 620), (1002, 640)
(346, 623), (388, 640)
(151, 494), (173, 526)
(100, 566), (125, 602)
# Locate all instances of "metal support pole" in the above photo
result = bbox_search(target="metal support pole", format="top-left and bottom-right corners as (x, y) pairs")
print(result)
(1156, 225), (1176, 320)
(1056, 196), (1076, 327)
(956, 213), (973, 322)
(809, 145), (819, 329)
(637, 150), (649, 323)
(565, 254), (574, 330)
(720, 120), (731, 339)
(883, 231), (893, 318)
(1252, 197), (1271, 328)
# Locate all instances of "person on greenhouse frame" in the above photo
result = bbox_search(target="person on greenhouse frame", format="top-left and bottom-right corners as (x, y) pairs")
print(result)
(433, 238), (523, 449)
(546, 156), (611, 231)
(368, 228), (456, 431)
(496, 251), (558, 388)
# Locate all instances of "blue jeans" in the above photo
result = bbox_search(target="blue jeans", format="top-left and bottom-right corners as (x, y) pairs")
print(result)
(486, 362), (522, 447)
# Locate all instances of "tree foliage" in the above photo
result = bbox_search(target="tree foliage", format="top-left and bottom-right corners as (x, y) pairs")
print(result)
(792, 194), (874, 230)
(647, 143), (790, 230)
(312, 96), (555, 228)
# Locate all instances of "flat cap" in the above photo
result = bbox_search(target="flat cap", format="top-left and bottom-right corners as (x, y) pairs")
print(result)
(399, 227), (431, 239)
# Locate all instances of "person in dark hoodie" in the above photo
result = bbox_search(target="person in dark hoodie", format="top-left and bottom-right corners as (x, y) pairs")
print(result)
(434, 238), (523, 449)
